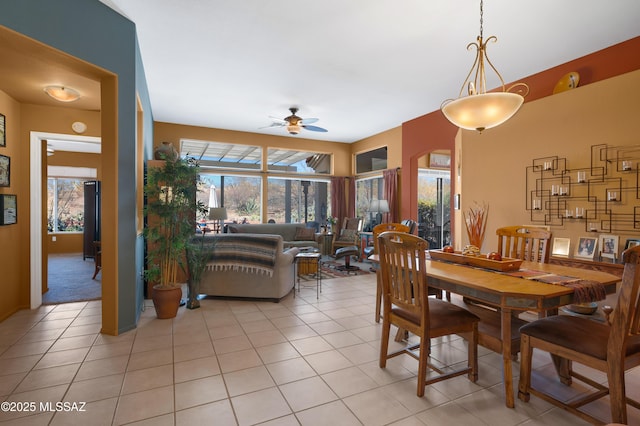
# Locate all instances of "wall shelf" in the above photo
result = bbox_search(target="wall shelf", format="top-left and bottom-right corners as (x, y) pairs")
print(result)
(526, 144), (640, 233)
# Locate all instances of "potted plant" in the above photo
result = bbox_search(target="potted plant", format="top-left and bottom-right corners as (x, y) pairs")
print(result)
(144, 155), (207, 318)
(185, 226), (214, 309)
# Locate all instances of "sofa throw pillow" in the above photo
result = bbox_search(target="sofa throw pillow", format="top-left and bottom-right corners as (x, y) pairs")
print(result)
(294, 227), (316, 241)
(337, 228), (357, 242)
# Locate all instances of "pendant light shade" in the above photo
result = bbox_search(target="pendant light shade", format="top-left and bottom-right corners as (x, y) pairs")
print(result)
(441, 0), (528, 132)
(441, 92), (524, 132)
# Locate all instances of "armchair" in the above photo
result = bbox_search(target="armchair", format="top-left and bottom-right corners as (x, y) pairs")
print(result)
(331, 217), (363, 255)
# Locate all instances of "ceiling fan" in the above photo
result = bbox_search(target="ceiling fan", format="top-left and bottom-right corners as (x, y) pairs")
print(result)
(262, 107), (328, 135)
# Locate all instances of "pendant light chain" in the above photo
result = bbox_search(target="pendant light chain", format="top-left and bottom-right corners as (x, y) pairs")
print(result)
(479, 0), (483, 40)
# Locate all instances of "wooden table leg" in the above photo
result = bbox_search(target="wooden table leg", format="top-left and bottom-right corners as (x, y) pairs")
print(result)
(501, 308), (515, 408)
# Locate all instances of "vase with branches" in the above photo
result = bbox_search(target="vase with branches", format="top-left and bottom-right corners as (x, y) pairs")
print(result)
(463, 201), (489, 249)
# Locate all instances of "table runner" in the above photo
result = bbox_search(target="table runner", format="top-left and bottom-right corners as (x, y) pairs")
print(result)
(505, 269), (607, 303)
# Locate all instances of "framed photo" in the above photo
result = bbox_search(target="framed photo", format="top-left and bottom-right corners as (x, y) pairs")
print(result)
(0, 155), (9, 187)
(599, 234), (619, 260)
(429, 153), (451, 169)
(625, 239), (640, 250)
(552, 237), (571, 257)
(0, 194), (16, 225)
(0, 113), (5, 147)
(575, 236), (598, 259)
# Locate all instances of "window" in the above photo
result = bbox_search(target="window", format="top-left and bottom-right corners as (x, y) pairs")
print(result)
(199, 174), (262, 224)
(356, 176), (385, 231)
(47, 166), (97, 233)
(267, 178), (330, 226)
(355, 147), (387, 174)
(417, 168), (451, 248)
(267, 149), (331, 175)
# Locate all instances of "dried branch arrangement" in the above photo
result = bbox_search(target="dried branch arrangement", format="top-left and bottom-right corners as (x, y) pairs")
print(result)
(463, 202), (489, 249)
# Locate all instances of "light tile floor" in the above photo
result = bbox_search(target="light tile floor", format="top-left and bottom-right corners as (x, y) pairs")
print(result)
(1, 273), (639, 425)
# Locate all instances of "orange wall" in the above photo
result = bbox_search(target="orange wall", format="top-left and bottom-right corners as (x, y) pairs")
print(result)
(402, 36), (640, 246)
(460, 69), (640, 253)
(0, 91), (26, 319)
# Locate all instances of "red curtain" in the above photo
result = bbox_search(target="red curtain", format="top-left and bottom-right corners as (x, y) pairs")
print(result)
(331, 176), (356, 225)
(383, 168), (398, 223)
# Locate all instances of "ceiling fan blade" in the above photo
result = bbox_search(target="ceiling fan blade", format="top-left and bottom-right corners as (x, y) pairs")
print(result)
(302, 125), (328, 132)
(268, 116), (288, 124)
(259, 122), (286, 129)
(300, 117), (319, 125)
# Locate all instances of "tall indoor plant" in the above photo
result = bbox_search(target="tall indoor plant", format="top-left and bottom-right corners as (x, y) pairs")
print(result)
(144, 155), (206, 318)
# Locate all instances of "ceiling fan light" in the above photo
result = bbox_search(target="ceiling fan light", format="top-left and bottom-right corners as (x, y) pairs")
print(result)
(441, 92), (524, 132)
(44, 85), (81, 102)
(287, 124), (301, 135)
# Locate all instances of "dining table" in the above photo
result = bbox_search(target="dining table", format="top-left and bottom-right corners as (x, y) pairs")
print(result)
(370, 253), (621, 408)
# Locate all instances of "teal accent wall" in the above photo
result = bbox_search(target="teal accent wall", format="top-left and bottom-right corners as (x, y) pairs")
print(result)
(1, 0), (153, 333)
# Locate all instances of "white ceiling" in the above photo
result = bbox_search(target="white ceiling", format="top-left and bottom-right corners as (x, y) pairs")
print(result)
(15, 1), (640, 145)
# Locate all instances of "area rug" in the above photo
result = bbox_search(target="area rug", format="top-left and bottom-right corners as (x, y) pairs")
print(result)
(43, 253), (102, 304)
(298, 259), (373, 281)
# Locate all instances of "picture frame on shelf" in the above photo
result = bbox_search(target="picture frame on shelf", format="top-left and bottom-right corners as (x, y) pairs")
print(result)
(625, 238), (640, 250)
(575, 236), (598, 259)
(0, 113), (5, 147)
(551, 237), (571, 257)
(599, 234), (619, 261)
(0, 194), (16, 225)
(0, 154), (9, 187)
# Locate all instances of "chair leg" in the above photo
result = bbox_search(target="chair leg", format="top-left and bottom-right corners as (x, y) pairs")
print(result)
(517, 334), (532, 402)
(375, 271), (382, 323)
(379, 316), (391, 368)
(608, 358), (628, 424)
(417, 332), (429, 397)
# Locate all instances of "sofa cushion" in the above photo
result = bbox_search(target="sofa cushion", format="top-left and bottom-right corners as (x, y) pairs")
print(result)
(294, 227), (316, 241)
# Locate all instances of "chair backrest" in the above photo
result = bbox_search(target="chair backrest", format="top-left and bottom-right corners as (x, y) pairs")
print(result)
(401, 219), (417, 234)
(609, 245), (640, 350)
(372, 223), (410, 255)
(377, 231), (430, 322)
(496, 226), (552, 263)
(342, 217), (363, 232)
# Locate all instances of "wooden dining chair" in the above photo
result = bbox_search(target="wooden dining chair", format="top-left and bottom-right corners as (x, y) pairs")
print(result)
(464, 225), (552, 358)
(518, 244), (640, 425)
(496, 225), (552, 263)
(370, 222), (410, 323)
(378, 231), (479, 397)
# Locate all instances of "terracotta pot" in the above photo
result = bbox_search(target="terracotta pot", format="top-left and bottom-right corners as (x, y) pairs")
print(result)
(151, 285), (182, 319)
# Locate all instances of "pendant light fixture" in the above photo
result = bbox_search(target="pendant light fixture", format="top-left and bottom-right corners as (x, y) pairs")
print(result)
(441, 0), (528, 132)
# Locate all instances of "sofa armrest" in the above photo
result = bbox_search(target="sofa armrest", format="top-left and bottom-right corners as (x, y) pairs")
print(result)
(281, 247), (300, 264)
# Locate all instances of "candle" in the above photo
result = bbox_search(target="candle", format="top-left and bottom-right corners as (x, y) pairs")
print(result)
(565, 209), (573, 218)
(575, 207), (584, 218)
(551, 185), (559, 196)
(608, 191), (618, 201)
(577, 171), (586, 183)
(543, 161), (552, 171)
(589, 222), (598, 232)
(559, 186), (567, 196)
(623, 160), (632, 171)
(532, 199), (541, 210)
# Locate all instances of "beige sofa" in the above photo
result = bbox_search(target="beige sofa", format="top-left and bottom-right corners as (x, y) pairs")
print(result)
(197, 233), (299, 301)
(227, 223), (318, 249)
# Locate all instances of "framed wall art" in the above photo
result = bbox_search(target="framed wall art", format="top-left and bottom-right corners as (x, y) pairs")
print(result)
(575, 236), (598, 259)
(599, 234), (619, 260)
(0, 155), (9, 187)
(0, 113), (5, 147)
(429, 153), (451, 169)
(0, 194), (16, 225)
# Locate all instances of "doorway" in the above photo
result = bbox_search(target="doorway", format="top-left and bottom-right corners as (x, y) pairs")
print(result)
(30, 132), (101, 307)
(417, 151), (452, 248)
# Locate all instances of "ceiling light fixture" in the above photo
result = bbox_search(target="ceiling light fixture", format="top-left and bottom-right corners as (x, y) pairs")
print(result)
(44, 85), (81, 102)
(287, 124), (301, 135)
(441, 0), (528, 132)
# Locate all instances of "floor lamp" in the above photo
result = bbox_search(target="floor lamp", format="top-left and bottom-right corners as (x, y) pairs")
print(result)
(209, 207), (227, 233)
